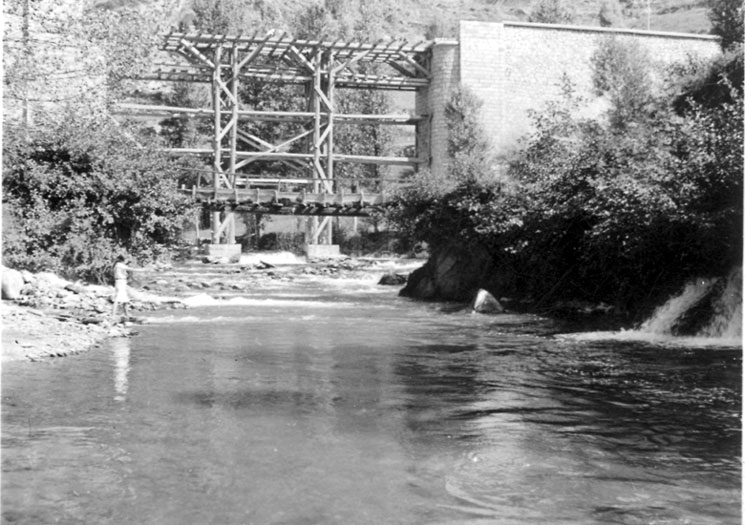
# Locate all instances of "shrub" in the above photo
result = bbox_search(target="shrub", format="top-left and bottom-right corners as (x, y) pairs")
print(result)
(2, 109), (195, 282)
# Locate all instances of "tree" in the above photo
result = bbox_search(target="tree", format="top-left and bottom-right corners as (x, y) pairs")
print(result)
(598, 0), (624, 27)
(3, 0), (166, 125)
(708, 0), (744, 50)
(3, 109), (195, 282)
(591, 36), (655, 129)
(528, 0), (575, 24)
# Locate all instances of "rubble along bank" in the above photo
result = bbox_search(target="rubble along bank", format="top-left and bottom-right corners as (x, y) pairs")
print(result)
(2, 255), (420, 363)
(1, 267), (185, 363)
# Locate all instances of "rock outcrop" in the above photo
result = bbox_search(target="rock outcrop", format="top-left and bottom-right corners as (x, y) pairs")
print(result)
(399, 243), (502, 302)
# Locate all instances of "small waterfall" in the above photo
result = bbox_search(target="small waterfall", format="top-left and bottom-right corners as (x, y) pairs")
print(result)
(700, 267), (742, 339)
(640, 267), (742, 339)
(640, 278), (716, 335)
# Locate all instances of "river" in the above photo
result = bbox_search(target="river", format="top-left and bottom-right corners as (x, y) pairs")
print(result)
(2, 262), (741, 524)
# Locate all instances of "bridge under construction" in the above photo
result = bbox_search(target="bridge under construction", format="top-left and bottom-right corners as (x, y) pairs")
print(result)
(119, 30), (436, 257)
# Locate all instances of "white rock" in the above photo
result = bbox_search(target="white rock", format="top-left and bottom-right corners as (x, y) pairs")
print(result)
(36, 272), (71, 289)
(472, 289), (504, 314)
(2, 268), (25, 300)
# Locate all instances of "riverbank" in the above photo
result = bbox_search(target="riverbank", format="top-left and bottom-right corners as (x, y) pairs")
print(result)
(1, 266), (184, 363)
(1, 254), (421, 363)
(1, 303), (132, 362)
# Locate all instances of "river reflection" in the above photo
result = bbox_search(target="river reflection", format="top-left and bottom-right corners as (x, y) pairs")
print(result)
(111, 338), (131, 402)
(2, 283), (741, 524)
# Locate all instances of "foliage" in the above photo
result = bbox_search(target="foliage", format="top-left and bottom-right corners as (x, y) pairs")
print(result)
(598, 0), (624, 27)
(387, 87), (515, 252)
(528, 0), (575, 24)
(3, 0), (166, 116)
(591, 36), (654, 128)
(708, 0), (744, 50)
(445, 87), (501, 188)
(671, 45), (744, 111)
(387, 41), (742, 319)
(2, 110), (195, 282)
(289, 1), (396, 190)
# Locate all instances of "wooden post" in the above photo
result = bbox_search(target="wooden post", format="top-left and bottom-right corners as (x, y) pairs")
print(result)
(211, 45), (223, 244)
(323, 50), (335, 245)
(226, 46), (239, 245)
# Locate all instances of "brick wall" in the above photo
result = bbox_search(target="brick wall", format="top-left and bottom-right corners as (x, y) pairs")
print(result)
(418, 21), (722, 178)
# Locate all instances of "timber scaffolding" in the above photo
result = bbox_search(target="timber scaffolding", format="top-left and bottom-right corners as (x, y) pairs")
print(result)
(118, 30), (435, 247)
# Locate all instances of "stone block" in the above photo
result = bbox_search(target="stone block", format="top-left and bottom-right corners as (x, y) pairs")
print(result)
(205, 243), (242, 263)
(305, 244), (341, 258)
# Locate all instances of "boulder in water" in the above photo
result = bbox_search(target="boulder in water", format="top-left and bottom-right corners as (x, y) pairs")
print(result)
(378, 273), (407, 286)
(472, 289), (504, 314)
(400, 243), (498, 301)
(2, 268), (24, 300)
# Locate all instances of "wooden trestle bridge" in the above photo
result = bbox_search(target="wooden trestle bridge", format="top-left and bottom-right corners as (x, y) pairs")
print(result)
(119, 31), (435, 248)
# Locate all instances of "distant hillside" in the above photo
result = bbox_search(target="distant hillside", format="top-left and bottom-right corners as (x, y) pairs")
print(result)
(92, 0), (714, 39)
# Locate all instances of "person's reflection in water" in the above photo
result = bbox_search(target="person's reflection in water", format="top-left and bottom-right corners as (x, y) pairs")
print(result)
(111, 338), (131, 402)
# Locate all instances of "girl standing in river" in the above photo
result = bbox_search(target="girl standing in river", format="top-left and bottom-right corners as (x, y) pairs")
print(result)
(111, 255), (143, 320)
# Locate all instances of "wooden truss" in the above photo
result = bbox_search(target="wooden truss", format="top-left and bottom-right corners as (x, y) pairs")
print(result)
(124, 31), (433, 245)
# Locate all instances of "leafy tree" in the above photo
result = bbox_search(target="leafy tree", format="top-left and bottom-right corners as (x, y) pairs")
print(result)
(3, 109), (195, 282)
(528, 0), (575, 24)
(708, 0), (744, 50)
(387, 87), (515, 252)
(388, 47), (742, 319)
(672, 46), (743, 111)
(3, 0), (165, 121)
(591, 36), (655, 129)
(598, 0), (625, 27)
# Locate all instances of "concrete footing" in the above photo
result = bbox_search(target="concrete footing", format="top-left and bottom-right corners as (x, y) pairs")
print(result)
(304, 244), (341, 258)
(205, 243), (242, 263)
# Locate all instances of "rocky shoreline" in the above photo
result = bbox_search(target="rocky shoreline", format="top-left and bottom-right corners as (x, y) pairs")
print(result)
(1, 266), (187, 363)
(1, 255), (417, 363)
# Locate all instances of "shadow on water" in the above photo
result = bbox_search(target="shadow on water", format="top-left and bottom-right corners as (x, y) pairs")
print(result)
(392, 334), (741, 474)
(541, 340), (741, 468)
(177, 389), (324, 412)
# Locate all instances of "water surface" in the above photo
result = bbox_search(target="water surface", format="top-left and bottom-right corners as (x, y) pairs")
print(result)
(3, 271), (741, 524)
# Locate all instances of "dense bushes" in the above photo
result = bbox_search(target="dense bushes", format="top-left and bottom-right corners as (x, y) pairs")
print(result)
(2, 111), (195, 282)
(387, 45), (743, 319)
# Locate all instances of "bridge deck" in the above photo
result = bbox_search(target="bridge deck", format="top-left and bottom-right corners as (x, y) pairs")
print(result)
(187, 187), (388, 216)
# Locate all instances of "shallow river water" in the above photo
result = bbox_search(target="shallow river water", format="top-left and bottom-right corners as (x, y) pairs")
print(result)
(2, 267), (741, 524)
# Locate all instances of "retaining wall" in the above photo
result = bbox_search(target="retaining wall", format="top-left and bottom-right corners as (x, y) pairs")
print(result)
(418, 21), (722, 178)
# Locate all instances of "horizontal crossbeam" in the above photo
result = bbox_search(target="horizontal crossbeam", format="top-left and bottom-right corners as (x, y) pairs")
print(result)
(187, 187), (387, 217)
(170, 148), (423, 166)
(139, 68), (428, 90)
(163, 31), (433, 60)
(117, 103), (424, 125)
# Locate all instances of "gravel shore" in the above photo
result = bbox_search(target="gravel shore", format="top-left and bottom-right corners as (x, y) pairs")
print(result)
(1, 303), (131, 362)
(1, 254), (414, 363)
(1, 266), (184, 363)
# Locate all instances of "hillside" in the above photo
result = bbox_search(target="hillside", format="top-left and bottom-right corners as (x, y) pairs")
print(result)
(92, 0), (714, 39)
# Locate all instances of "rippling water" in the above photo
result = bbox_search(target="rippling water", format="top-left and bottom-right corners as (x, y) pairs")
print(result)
(2, 268), (741, 524)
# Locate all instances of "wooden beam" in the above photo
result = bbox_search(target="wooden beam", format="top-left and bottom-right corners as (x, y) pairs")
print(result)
(116, 103), (424, 125)
(169, 149), (422, 166)
(333, 154), (422, 166)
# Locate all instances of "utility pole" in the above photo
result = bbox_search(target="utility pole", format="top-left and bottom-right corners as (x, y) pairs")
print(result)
(21, 0), (30, 138)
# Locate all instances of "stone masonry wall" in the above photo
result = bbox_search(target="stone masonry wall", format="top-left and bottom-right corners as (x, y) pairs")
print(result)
(460, 21), (721, 162)
(419, 21), (721, 178)
(417, 40), (459, 177)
